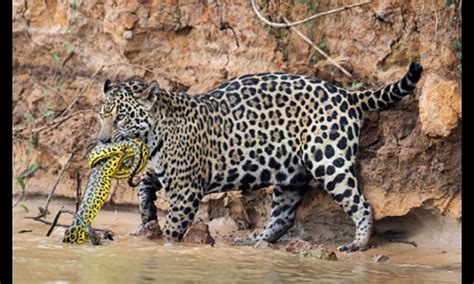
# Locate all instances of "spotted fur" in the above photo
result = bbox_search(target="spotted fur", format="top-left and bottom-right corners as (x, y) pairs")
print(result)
(98, 63), (423, 251)
(63, 139), (149, 244)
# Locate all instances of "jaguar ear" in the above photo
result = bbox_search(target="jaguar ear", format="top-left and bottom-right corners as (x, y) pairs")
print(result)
(103, 79), (112, 93)
(135, 81), (159, 110)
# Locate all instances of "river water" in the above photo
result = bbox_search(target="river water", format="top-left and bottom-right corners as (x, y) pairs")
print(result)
(13, 199), (461, 283)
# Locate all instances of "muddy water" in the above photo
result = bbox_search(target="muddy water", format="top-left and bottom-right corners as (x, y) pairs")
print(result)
(13, 199), (461, 283)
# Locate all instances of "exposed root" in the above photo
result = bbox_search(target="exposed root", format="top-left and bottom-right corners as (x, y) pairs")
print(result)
(250, 0), (372, 28)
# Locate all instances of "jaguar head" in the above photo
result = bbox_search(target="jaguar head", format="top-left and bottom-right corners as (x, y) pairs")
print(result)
(98, 78), (159, 143)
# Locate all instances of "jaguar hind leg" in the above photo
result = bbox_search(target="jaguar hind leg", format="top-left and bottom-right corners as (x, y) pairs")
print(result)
(234, 184), (307, 245)
(310, 160), (373, 252)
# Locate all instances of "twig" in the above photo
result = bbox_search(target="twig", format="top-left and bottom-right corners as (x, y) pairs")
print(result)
(13, 62), (179, 136)
(432, 0), (438, 41)
(43, 209), (114, 245)
(389, 239), (418, 247)
(12, 190), (26, 209)
(55, 62), (176, 118)
(28, 215), (69, 229)
(61, 51), (75, 67)
(33, 110), (93, 133)
(35, 152), (75, 219)
(219, 22), (240, 47)
(250, 0), (372, 28)
(13, 110), (94, 134)
(75, 171), (82, 213)
(27, 213), (111, 234)
(282, 17), (353, 78)
(56, 63), (149, 118)
(55, 65), (106, 118)
(46, 209), (82, 236)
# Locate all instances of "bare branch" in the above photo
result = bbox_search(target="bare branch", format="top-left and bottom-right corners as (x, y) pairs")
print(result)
(12, 189), (26, 209)
(75, 171), (82, 213)
(34, 152), (75, 219)
(282, 17), (353, 78)
(56, 62), (164, 119)
(431, 0), (439, 41)
(55, 64), (106, 118)
(249, 1), (368, 78)
(250, 0), (372, 28)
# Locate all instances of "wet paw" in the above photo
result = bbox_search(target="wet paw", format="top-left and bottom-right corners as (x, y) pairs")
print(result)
(233, 236), (258, 246)
(337, 243), (364, 253)
(130, 220), (162, 239)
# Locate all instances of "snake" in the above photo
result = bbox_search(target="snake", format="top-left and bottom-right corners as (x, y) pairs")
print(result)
(63, 138), (149, 244)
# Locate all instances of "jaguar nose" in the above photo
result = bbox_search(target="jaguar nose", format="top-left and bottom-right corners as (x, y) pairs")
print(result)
(98, 135), (111, 144)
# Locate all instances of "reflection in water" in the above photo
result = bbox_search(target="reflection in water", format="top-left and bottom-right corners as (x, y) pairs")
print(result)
(13, 232), (460, 284)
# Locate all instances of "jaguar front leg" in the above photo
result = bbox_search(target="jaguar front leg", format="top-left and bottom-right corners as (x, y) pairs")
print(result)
(133, 170), (163, 238)
(162, 187), (203, 242)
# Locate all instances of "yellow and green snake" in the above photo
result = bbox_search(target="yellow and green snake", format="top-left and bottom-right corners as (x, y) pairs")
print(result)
(63, 139), (149, 244)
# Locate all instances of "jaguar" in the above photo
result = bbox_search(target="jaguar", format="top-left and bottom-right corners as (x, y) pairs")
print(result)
(97, 62), (423, 252)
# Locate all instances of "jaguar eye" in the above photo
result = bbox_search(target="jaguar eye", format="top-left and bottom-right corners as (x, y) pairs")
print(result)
(117, 114), (125, 121)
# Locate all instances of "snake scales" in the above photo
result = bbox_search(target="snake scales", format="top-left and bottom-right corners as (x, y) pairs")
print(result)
(63, 139), (149, 244)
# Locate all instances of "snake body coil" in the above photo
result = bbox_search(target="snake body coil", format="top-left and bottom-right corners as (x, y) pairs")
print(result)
(63, 139), (149, 244)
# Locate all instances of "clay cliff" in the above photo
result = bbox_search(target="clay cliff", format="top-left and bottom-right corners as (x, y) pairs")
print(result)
(13, 0), (461, 245)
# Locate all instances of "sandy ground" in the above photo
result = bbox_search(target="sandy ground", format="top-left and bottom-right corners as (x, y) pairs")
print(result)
(13, 196), (461, 268)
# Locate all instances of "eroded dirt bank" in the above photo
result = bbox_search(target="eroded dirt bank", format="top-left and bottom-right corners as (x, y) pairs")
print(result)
(13, 0), (461, 247)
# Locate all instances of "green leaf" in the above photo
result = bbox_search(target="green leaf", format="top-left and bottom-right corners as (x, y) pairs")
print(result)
(41, 110), (55, 118)
(452, 39), (462, 49)
(66, 27), (74, 33)
(310, 2), (319, 11)
(27, 162), (41, 175)
(26, 146), (31, 156)
(46, 104), (55, 111)
(16, 177), (26, 192)
(446, 0), (454, 6)
(51, 53), (61, 62)
(70, 0), (79, 10)
(40, 87), (48, 96)
(350, 82), (364, 90)
(456, 52), (462, 59)
(52, 83), (64, 91)
(19, 204), (29, 213)
(318, 40), (328, 49)
(24, 113), (36, 123)
(457, 64), (462, 71)
(64, 43), (75, 51)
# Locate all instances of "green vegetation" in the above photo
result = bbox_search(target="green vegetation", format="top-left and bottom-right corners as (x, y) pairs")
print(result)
(452, 39), (461, 71)
(24, 112), (36, 124)
(318, 40), (327, 49)
(25, 162), (41, 177)
(16, 177), (26, 192)
(51, 53), (61, 62)
(347, 82), (364, 90)
(18, 204), (29, 213)
(70, 0), (79, 10)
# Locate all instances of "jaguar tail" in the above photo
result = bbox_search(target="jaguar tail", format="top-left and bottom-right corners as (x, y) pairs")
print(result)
(354, 62), (423, 112)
